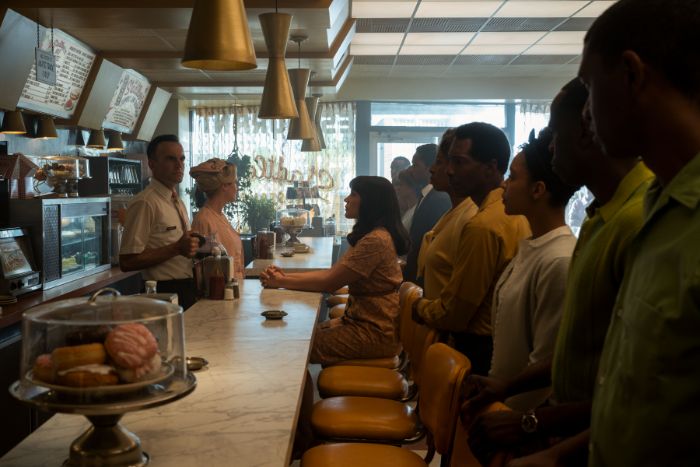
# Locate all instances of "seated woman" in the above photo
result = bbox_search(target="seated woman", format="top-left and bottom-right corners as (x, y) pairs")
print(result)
(260, 176), (410, 365)
(190, 158), (244, 280)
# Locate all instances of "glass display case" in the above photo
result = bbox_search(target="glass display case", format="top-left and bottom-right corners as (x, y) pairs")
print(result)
(9, 197), (111, 289)
(34, 155), (91, 198)
(276, 208), (310, 246)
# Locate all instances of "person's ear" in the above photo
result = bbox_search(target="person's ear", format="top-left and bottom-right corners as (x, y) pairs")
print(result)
(621, 50), (647, 96)
(531, 180), (547, 201)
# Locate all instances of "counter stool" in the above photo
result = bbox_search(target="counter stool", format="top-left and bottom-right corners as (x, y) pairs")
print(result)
(302, 343), (471, 466)
(449, 402), (513, 467)
(317, 283), (437, 400)
(328, 303), (346, 319)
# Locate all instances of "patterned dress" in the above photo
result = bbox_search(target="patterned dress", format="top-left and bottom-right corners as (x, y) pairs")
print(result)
(310, 228), (403, 365)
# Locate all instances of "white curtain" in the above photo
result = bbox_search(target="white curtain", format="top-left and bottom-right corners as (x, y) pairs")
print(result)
(191, 102), (356, 231)
(515, 102), (551, 148)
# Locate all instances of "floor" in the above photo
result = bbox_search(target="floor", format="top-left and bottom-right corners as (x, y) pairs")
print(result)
(290, 364), (442, 466)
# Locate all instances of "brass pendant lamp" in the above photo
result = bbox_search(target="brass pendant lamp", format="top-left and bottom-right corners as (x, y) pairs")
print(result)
(1, 110), (27, 134)
(86, 129), (106, 149)
(258, 7), (297, 119)
(181, 0), (257, 71)
(287, 34), (315, 140)
(35, 115), (58, 139)
(300, 96), (321, 152)
(313, 94), (326, 149)
(107, 131), (124, 151)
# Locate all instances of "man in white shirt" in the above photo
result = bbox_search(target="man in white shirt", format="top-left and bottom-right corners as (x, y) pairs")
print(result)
(120, 134), (199, 309)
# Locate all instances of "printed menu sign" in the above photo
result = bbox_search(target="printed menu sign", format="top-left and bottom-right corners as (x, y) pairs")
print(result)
(103, 69), (151, 134)
(18, 28), (95, 119)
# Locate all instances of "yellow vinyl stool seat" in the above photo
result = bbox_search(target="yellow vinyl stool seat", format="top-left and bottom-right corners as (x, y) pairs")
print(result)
(302, 443), (426, 467)
(324, 354), (401, 369)
(326, 294), (348, 307)
(318, 365), (408, 399)
(328, 303), (346, 319)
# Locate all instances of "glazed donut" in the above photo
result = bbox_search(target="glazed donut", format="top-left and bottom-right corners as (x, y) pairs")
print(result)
(105, 323), (158, 369)
(33, 354), (55, 383)
(52, 343), (107, 371)
(57, 364), (119, 387)
(117, 353), (162, 383)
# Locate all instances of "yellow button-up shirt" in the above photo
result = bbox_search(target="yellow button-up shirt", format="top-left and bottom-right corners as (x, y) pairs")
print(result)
(416, 187), (530, 335)
(590, 153), (700, 466)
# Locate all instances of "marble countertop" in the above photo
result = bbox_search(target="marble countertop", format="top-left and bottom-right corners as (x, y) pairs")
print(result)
(245, 237), (336, 277)
(1, 281), (321, 467)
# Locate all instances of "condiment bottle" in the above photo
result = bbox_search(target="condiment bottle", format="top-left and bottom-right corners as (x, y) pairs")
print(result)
(208, 250), (225, 300)
(145, 280), (157, 294)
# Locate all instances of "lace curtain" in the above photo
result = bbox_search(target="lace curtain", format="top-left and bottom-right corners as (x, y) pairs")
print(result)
(191, 102), (356, 231)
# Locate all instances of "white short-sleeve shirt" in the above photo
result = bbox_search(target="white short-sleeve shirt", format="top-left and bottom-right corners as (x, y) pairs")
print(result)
(119, 178), (193, 281)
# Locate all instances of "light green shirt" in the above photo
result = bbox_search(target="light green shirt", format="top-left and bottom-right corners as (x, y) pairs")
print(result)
(590, 153), (700, 466)
(551, 161), (653, 403)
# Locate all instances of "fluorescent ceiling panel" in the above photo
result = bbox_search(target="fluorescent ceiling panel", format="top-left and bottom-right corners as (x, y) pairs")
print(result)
(538, 31), (587, 45)
(400, 44), (465, 54)
(404, 32), (475, 45)
(353, 33), (405, 45)
(353, 1), (418, 18)
(495, 1), (589, 18)
(471, 32), (546, 45)
(416, 1), (501, 18)
(463, 44), (528, 55)
(574, 1), (617, 17)
(351, 44), (401, 55)
(524, 44), (583, 55)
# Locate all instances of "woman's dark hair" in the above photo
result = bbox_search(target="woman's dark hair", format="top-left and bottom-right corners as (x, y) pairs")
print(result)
(521, 127), (581, 207)
(347, 176), (410, 256)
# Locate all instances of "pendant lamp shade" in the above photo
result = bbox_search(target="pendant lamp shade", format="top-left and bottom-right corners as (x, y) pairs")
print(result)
(181, 0), (257, 71)
(258, 12), (298, 119)
(69, 128), (86, 146)
(87, 129), (106, 149)
(1, 110), (27, 134)
(107, 131), (124, 151)
(36, 115), (58, 139)
(314, 97), (326, 149)
(286, 69), (315, 140)
(301, 96), (321, 152)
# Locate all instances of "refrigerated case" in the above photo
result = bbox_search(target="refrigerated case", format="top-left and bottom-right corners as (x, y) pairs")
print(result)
(79, 156), (142, 196)
(9, 197), (111, 289)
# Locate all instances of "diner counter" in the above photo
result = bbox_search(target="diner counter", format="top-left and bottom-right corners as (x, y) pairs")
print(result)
(0, 280), (322, 467)
(245, 236), (336, 277)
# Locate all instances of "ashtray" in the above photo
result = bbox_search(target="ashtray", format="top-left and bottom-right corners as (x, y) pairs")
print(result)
(186, 356), (209, 371)
(293, 244), (310, 254)
(280, 251), (295, 257)
(261, 310), (288, 320)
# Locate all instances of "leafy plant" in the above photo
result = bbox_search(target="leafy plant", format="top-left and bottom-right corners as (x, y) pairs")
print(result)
(225, 152), (277, 233)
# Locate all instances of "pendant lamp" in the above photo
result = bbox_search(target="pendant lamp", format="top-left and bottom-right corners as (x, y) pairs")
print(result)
(181, 0), (257, 70)
(86, 129), (106, 149)
(301, 96), (321, 152)
(35, 115), (58, 139)
(287, 34), (314, 140)
(69, 128), (86, 146)
(258, 11), (297, 119)
(107, 131), (124, 151)
(1, 110), (27, 134)
(313, 94), (327, 149)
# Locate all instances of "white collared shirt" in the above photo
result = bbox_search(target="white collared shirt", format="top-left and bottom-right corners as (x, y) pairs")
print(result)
(120, 178), (193, 280)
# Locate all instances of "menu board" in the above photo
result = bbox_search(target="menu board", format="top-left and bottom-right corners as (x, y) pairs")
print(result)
(17, 28), (96, 119)
(103, 69), (151, 134)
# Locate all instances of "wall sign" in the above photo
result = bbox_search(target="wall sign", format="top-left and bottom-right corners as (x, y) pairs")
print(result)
(18, 28), (95, 119)
(103, 69), (151, 134)
(34, 48), (56, 86)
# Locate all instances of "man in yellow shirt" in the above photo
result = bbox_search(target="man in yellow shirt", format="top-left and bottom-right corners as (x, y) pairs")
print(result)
(413, 122), (530, 375)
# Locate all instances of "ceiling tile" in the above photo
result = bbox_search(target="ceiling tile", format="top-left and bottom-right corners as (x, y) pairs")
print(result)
(574, 1), (617, 18)
(353, 33), (405, 45)
(471, 32), (546, 45)
(463, 44), (529, 55)
(354, 56), (396, 65)
(410, 17), (487, 32)
(455, 55), (516, 65)
(524, 44), (583, 55)
(353, 1), (418, 18)
(351, 44), (401, 55)
(495, 1), (589, 18)
(554, 17), (595, 31)
(416, 1), (501, 18)
(356, 18), (411, 33)
(401, 45), (465, 54)
(538, 31), (586, 45)
(395, 55), (455, 66)
(511, 55), (578, 65)
(404, 32), (475, 45)
(483, 17), (564, 31)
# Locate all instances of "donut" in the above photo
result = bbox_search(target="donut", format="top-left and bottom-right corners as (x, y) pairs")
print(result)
(105, 323), (158, 369)
(65, 325), (111, 346)
(117, 353), (162, 383)
(32, 354), (55, 383)
(52, 343), (106, 371)
(57, 364), (119, 387)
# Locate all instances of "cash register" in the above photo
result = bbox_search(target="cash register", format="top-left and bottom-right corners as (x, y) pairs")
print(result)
(0, 228), (41, 296)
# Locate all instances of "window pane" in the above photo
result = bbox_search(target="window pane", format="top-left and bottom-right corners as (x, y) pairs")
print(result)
(371, 102), (506, 128)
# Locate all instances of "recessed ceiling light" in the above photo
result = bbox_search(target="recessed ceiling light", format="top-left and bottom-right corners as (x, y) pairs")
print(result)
(471, 32), (546, 45)
(495, 1), (589, 18)
(353, 1), (418, 18)
(401, 44), (465, 54)
(537, 31), (586, 45)
(463, 44), (528, 55)
(416, 1), (501, 18)
(353, 33), (405, 46)
(524, 44), (583, 55)
(404, 32), (475, 45)
(351, 44), (401, 55)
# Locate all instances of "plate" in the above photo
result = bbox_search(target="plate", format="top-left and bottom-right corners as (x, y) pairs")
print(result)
(27, 361), (174, 396)
(261, 310), (288, 320)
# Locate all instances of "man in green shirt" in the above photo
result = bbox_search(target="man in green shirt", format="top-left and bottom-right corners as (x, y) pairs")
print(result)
(580, 0), (700, 465)
(462, 77), (654, 464)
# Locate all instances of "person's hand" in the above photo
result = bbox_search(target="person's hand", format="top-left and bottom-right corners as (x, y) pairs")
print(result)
(460, 375), (508, 424)
(260, 265), (285, 288)
(506, 446), (562, 467)
(177, 231), (200, 258)
(411, 298), (426, 324)
(468, 410), (526, 465)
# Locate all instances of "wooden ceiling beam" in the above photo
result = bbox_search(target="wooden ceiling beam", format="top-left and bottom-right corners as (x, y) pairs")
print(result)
(6, 1), (332, 8)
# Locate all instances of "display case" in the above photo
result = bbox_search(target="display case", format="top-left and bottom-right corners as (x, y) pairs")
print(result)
(79, 156), (142, 196)
(33, 155), (91, 198)
(9, 197), (111, 289)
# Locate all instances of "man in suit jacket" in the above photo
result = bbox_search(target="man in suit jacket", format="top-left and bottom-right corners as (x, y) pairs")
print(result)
(403, 143), (451, 282)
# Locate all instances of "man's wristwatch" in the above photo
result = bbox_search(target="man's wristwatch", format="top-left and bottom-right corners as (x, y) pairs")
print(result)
(520, 409), (539, 434)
